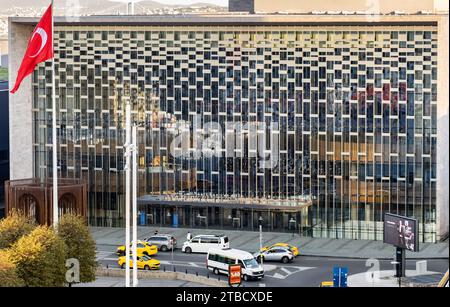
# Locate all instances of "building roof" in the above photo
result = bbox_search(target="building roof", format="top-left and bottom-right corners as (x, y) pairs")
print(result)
(9, 14), (443, 27)
(229, 0), (448, 15)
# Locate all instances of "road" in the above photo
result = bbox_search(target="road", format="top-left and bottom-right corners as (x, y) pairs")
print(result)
(96, 244), (449, 287)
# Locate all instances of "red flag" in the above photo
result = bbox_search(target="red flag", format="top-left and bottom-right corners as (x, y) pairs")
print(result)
(10, 4), (53, 94)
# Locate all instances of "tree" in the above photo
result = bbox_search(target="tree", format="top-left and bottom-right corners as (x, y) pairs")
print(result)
(0, 249), (24, 287)
(57, 214), (97, 283)
(0, 210), (36, 249)
(12, 226), (68, 287)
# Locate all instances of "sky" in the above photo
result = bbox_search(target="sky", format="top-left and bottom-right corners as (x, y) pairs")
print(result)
(111, 0), (228, 6)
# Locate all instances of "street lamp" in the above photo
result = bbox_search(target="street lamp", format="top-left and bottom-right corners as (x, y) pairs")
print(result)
(258, 216), (264, 266)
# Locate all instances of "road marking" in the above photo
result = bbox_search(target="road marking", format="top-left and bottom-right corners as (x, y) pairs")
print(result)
(271, 273), (285, 279)
(266, 266), (316, 280)
(259, 283), (266, 287)
(280, 267), (292, 275)
(262, 264), (277, 272)
(96, 251), (113, 260)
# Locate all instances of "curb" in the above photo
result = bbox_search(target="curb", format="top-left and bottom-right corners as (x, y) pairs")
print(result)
(95, 243), (448, 260)
(96, 268), (228, 287)
(299, 254), (449, 260)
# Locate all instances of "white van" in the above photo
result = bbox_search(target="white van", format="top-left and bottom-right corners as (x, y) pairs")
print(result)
(206, 248), (264, 281)
(182, 235), (229, 254)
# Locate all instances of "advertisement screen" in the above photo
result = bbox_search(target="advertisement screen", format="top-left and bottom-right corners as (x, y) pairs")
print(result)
(383, 213), (419, 252)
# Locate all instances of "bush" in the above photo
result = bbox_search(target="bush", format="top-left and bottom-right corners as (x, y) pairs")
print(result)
(57, 214), (97, 283)
(0, 250), (24, 287)
(0, 210), (36, 249)
(12, 226), (68, 287)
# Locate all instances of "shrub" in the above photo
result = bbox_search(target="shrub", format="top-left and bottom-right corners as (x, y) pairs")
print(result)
(57, 214), (97, 283)
(0, 250), (24, 287)
(0, 210), (36, 249)
(12, 226), (67, 287)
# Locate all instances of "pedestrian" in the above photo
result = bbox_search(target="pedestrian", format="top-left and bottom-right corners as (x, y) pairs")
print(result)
(187, 231), (192, 241)
(154, 229), (159, 236)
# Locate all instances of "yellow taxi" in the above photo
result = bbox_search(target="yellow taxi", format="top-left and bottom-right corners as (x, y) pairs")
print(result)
(118, 254), (160, 270)
(116, 241), (158, 257)
(261, 243), (299, 257)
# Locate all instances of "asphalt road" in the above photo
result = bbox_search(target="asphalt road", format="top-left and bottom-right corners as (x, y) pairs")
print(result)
(96, 244), (449, 287)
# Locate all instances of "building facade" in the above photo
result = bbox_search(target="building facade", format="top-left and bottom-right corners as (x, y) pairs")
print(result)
(9, 10), (449, 241)
(0, 81), (9, 218)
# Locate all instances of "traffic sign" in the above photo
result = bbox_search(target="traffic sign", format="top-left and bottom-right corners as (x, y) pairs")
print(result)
(229, 264), (242, 287)
(333, 267), (348, 288)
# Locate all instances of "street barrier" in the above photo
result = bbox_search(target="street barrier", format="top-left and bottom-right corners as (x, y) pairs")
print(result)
(96, 267), (228, 287)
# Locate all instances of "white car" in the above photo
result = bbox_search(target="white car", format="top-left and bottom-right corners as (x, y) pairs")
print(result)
(182, 235), (229, 254)
(207, 248), (264, 281)
(253, 246), (293, 263)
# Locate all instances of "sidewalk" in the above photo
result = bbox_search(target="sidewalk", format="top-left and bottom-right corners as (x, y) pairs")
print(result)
(75, 276), (212, 287)
(348, 270), (445, 287)
(90, 226), (449, 260)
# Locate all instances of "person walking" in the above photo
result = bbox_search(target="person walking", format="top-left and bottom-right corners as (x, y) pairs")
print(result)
(187, 231), (192, 241)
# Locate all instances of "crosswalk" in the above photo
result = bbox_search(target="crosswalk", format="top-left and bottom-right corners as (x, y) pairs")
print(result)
(266, 266), (315, 280)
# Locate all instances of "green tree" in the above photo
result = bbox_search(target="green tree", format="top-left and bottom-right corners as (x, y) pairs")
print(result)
(12, 226), (68, 287)
(0, 250), (24, 287)
(57, 214), (97, 283)
(0, 210), (36, 249)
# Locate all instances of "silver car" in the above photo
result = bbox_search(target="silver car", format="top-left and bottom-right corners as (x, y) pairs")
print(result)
(144, 235), (177, 252)
(253, 247), (293, 264)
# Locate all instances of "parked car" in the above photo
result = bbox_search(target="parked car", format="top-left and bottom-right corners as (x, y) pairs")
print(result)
(118, 254), (160, 270)
(116, 241), (158, 256)
(182, 234), (229, 254)
(144, 235), (177, 252)
(254, 246), (293, 264)
(261, 243), (299, 257)
(207, 248), (264, 281)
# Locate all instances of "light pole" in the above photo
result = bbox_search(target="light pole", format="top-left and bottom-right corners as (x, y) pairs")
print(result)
(289, 217), (296, 238)
(171, 237), (175, 272)
(258, 216), (264, 266)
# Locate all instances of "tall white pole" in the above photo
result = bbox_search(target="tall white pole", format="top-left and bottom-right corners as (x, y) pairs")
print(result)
(51, 0), (58, 228)
(125, 99), (131, 287)
(132, 125), (138, 287)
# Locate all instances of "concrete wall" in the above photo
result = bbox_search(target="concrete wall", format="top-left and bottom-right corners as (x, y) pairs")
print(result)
(8, 21), (34, 180)
(230, 0), (441, 13)
(96, 268), (228, 287)
(436, 14), (449, 240)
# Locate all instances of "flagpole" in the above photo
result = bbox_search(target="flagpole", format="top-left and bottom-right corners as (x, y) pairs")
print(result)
(125, 98), (131, 287)
(51, 0), (58, 228)
(132, 125), (138, 287)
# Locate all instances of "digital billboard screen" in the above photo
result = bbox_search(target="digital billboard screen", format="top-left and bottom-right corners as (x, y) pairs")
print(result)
(383, 213), (419, 252)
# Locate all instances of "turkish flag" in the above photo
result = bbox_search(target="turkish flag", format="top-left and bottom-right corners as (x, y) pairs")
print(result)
(10, 4), (53, 94)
